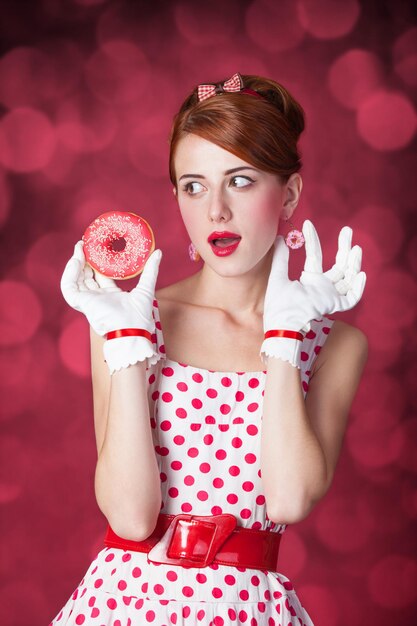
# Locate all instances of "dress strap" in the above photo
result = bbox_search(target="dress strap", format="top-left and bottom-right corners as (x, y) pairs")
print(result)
(152, 298), (167, 360)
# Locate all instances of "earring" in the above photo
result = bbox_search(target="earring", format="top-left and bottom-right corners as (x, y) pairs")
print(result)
(284, 220), (305, 249)
(188, 241), (201, 262)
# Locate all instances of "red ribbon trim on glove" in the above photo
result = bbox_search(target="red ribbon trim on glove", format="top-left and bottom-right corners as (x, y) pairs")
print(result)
(106, 328), (153, 342)
(264, 330), (304, 341)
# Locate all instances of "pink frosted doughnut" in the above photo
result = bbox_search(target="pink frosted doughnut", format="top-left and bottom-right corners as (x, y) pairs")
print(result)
(82, 211), (155, 279)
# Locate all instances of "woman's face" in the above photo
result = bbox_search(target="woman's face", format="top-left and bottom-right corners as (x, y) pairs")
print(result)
(173, 134), (288, 276)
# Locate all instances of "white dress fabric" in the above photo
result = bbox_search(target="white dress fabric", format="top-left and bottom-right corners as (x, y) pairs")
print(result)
(49, 298), (334, 626)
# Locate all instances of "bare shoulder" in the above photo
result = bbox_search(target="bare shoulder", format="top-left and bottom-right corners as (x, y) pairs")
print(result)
(311, 319), (368, 377)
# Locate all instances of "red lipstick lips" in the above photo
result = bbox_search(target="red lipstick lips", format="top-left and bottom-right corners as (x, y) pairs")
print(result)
(208, 231), (241, 257)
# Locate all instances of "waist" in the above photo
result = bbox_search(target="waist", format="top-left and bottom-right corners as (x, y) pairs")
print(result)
(104, 512), (281, 571)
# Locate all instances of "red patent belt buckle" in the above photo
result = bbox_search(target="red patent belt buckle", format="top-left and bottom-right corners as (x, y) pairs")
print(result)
(147, 513), (237, 568)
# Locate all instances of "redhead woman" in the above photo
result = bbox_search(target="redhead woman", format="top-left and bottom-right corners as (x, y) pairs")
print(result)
(51, 73), (368, 626)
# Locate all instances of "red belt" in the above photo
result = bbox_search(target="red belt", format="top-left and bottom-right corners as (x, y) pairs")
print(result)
(104, 513), (281, 571)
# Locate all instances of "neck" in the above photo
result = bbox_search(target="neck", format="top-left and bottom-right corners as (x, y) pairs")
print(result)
(189, 247), (273, 319)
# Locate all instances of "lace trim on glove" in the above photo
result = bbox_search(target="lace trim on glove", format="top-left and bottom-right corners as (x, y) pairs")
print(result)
(260, 337), (303, 370)
(103, 336), (161, 375)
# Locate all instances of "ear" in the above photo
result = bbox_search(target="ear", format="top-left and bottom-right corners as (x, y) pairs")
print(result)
(281, 173), (303, 220)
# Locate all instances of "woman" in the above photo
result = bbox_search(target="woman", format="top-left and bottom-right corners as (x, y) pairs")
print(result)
(52, 73), (368, 625)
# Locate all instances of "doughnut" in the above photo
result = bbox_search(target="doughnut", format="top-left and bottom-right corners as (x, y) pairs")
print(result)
(82, 211), (155, 279)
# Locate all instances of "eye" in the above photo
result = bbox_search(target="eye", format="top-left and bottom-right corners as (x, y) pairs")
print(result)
(183, 181), (205, 195)
(230, 175), (254, 188)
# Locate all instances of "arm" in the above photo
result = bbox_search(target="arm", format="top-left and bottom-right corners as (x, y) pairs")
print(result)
(261, 321), (368, 524)
(91, 329), (162, 540)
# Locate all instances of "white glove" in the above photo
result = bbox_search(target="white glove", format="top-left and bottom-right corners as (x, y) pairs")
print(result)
(260, 219), (366, 368)
(60, 240), (162, 374)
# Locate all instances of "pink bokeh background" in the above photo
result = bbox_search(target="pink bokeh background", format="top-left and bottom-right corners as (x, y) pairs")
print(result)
(1, 0), (416, 624)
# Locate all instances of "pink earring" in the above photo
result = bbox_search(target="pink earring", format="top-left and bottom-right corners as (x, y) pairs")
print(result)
(188, 242), (201, 262)
(284, 220), (305, 249)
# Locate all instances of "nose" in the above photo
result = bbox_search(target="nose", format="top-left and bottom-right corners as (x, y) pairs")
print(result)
(207, 188), (232, 223)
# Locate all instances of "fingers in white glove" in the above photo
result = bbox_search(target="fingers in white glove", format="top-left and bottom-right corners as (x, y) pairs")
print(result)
(270, 236), (290, 279)
(325, 226), (353, 284)
(334, 244), (362, 295)
(60, 241), (85, 309)
(131, 249), (163, 301)
(302, 219), (323, 273)
(94, 271), (120, 292)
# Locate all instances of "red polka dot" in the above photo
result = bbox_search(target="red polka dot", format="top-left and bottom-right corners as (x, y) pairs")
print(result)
(173, 435), (185, 445)
(207, 388), (218, 398)
(196, 573), (207, 583)
(233, 417), (244, 424)
(231, 437), (242, 448)
(117, 580), (127, 590)
(75, 616), (85, 625)
(161, 392), (173, 402)
(199, 462), (211, 473)
(305, 329), (316, 339)
(94, 578), (103, 588)
(204, 434), (214, 445)
(135, 599), (144, 609)
(105, 553), (115, 562)
(192, 372), (203, 382)
(107, 598), (117, 609)
(220, 403), (231, 414)
(160, 420), (171, 431)
(170, 612), (177, 624)
(227, 493), (238, 504)
(221, 376), (232, 387)
(225, 574), (236, 585)
(247, 425), (258, 436)
(171, 460), (182, 470)
(168, 487), (179, 497)
(197, 490), (209, 500)
(191, 423), (202, 431)
(301, 351), (309, 361)
(197, 609), (206, 620)
(302, 381), (309, 392)
(236, 391), (245, 401)
(229, 465), (240, 476)
(218, 424), (229, 432)
(184, 475), (195, 485)
(241, 508), (251, 519)
(182, 502), (192, 512)
(248, 402), (259, 412)
(257, 601), (266, 612)
(249, 378), (259, 388)
(214, 617), (224, 626)
(91, 607), (100, 617)
(88, 597), (96, 606)
(192, 398), (203, 409)
(122, 553), (131, 562)
(154, 584), (165, 595)
(182, 586), (194, 597)
(205, 415), (216, 424)
(243, 481), (254, 491)
(148, 373), (156, 384)
(162, 366), (174, 376)
(256, 494), (266, 505)
(251, 575), (260, 586)
(314, 345), (322, 354)
(245, 453), (256, 464)
(145, 610), (155, 622)
(323, 326), (330, 334)
(215, 449), (227, 460)
(182, 606), (191, 617)
(188, 447), (199, 457)
(132, 567), (142, 578)
(238, 610), (248, 622)
(211, 505), (223, 514)
(177, 381), (188, 391)
(239, 589), (249, 600)
(213, 477), (224, 488)
(176, 407), (187, 418)
(212, 587), (223, 598)
(167, 570), (178, 581)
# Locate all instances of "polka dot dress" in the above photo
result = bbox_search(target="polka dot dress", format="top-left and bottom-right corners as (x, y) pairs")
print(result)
(49, 299), (334, 626)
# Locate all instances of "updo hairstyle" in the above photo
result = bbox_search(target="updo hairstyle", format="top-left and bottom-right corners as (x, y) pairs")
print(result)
(169, 74), (306, 187)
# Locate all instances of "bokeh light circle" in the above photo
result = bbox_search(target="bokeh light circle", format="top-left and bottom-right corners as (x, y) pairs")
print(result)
(314, 493), (375, 552)
(0, 280), (42, 346)
(245, 0), (305, 52)
(297, 0), (360, 39)
(84, 39), (151, 104)
(351, 204), (404, 263)
(368, 554), (417, 608)
(0, 107), (56, 172)
(174, 0), (239, 46)
(58, 316), (91, 378)
(0, 47), (51, 107)
(392, 26), (417, 87)
(328, 49), (384, 110)
(346, 409), (405, 469)
(357, 90), (417, 151)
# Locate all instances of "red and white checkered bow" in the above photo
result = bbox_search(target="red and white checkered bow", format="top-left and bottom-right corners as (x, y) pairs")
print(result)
(197, 73), (243, 102)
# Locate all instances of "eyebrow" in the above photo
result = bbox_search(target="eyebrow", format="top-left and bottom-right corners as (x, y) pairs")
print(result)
(178, 166), (258, 182)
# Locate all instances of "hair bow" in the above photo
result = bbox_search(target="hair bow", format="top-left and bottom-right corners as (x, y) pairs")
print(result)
(197, 72), (243, 102)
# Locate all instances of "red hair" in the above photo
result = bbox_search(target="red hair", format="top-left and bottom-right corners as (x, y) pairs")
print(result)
(169, 74), (305, 186)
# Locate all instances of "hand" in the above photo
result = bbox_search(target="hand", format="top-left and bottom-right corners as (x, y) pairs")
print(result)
(60, 241), (163, 373)
(260, 220), (366, 367)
